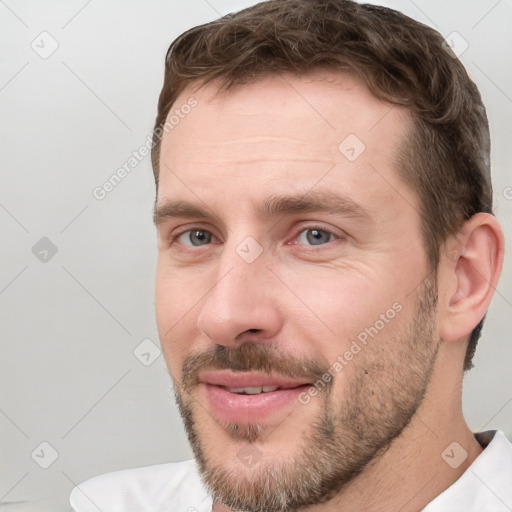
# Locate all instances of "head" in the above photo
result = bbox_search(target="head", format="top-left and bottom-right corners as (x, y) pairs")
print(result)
(151, 1), (504, 510)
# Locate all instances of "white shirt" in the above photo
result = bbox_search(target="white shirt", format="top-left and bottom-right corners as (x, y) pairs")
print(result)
(70, 430), (512, 512)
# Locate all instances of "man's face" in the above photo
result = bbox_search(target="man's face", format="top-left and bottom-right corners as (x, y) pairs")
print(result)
(155, 73), (440, 511)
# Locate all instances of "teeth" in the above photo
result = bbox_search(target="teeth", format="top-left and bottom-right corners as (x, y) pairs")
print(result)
(226, 385), (280, 394)
(245, 386), (263, 395)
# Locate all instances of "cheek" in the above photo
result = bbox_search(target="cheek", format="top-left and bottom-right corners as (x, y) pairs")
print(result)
(155, 266), (200, 373)
(280, 264), (407, 362)
(155, 274), (177, 335)
(155, 263), (203, 329)
(282, 265), (379, 329)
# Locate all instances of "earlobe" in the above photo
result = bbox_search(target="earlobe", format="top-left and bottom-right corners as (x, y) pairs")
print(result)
(439, 213), (505, 342)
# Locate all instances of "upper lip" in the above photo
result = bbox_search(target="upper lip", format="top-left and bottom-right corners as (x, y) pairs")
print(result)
(199, 370), (312, 389)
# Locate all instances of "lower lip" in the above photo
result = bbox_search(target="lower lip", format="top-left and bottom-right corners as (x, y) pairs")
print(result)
(200, 383), (310, 423)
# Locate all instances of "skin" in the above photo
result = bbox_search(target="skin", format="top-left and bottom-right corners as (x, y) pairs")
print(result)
(154, 72), (504, 511)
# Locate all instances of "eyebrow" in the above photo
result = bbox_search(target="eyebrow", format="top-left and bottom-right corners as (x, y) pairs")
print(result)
(153, 189), (372, 226)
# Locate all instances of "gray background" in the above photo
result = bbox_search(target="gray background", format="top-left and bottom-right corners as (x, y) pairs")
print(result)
(1, 0), (511, 510)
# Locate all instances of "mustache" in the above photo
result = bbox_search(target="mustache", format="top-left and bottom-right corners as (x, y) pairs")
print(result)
(180, 342), (331, 393)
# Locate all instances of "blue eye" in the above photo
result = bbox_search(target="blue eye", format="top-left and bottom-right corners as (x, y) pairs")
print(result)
(178, 229), (213, 246)
(297, 228), (335, 246)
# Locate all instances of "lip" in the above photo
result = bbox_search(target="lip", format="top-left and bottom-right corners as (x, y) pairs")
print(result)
(198, 370), (312, 424)
(199, 369), (312, 389)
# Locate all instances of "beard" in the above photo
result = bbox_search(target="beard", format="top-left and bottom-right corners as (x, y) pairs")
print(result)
(172, 276), (440, 512)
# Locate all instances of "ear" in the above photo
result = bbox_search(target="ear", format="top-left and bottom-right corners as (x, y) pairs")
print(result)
(438, 213), (505, 342)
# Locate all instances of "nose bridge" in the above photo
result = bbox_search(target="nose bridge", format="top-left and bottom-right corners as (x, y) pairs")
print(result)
(196, 236), (281, 343)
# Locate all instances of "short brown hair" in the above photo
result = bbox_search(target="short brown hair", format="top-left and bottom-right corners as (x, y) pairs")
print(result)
(151, 0), (493, 371)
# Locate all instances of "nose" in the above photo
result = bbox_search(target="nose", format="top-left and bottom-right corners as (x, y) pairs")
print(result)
(196, 245), (283, 345)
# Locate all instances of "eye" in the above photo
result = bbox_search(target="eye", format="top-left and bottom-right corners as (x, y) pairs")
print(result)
(177, 229), (216, 246)
(296, 228), (336, 246)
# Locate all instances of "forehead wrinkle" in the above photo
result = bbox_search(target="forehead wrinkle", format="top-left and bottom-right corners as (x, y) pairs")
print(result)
(169, 137), (339, 165)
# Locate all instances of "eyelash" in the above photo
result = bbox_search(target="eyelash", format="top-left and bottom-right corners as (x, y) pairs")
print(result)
(169, 225), (342, 249)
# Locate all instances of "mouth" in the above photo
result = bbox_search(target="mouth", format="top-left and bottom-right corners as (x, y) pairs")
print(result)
(219, 384), (300, 394)
(197, 370), (313, 423)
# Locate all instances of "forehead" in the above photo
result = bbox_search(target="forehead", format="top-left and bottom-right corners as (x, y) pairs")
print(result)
(157, 71), (417, 219)
(163, 71), (408, 154)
